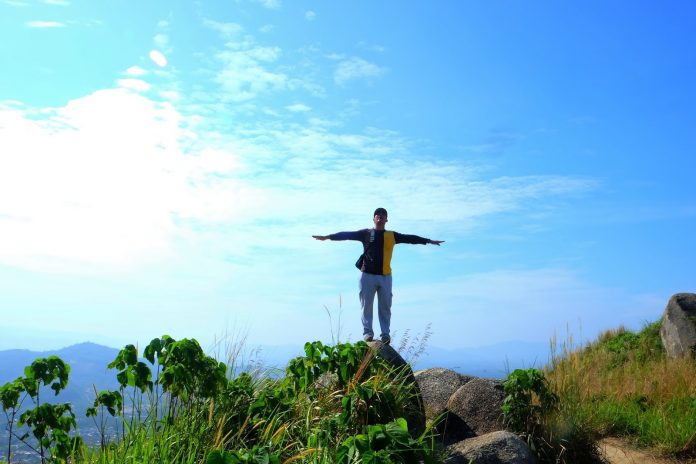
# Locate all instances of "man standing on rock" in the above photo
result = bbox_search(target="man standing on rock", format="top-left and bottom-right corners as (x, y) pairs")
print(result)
(313, 207), (444, 344)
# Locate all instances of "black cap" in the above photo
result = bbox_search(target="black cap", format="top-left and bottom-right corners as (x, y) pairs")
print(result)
(374, 207), (388, 217)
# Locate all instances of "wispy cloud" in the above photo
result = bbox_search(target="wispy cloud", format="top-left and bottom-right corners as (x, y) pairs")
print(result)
(357, 41), (387, 53)
(255, 0), (281, 9)
(0, 21), (598, 277)
(0, 90), (254, 272)
(149, 50), (168, 67)
(286, 103), (310, 112)
(117, 78), (151, 92)
(126, 66), (148, 76)
(213, 46), (287, 102)
(40, 0), (70, 5)
(334, 57), (386, 85)
(26, 20), (66, 28)
(305, 10), (316, 21)
(205, 19), (244, 39)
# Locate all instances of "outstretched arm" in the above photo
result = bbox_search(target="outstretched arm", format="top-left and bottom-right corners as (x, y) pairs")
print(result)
(312, 230), (366, 242)
(394, 232), (445, 246)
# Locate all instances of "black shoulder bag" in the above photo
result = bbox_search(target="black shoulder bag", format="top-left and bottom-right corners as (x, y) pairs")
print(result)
(355, 228), (375, 270)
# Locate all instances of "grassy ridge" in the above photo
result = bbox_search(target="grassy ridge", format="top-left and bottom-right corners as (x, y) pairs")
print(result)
(546, 321), (696, 458)
(1, 339), (439, 464)
(3, 322), (695, 463)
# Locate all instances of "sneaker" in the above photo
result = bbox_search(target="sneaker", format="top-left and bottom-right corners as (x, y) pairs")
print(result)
(380, 336), (390, 345)
(363, 334), (374, 342)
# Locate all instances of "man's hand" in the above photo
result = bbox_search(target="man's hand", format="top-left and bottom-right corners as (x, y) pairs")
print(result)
(312, 235), (330, 241)
(428, 239), (445, 246)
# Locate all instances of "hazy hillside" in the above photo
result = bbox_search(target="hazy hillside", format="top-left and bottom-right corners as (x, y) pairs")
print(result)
(0, 342), (120, 404)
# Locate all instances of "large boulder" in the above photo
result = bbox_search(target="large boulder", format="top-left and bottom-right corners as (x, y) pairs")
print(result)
(660, 293), (696, 359)
(444, 430), (538, 464)
(448, 378), (505, 436)
(415, 368), (473, 419)
(366, 341), (426, 437)
(415, 368), (475, 446)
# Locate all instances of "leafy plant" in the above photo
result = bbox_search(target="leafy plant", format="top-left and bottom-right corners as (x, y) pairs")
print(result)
(0, 379), (24, 463)
(336, 418), (435, 464)
(502, 368), (560, 462)
(502, 368), (558, 433)
(86, 389), (123, 450)
(7, 356), (80, 464)
(206, 445), (281, 464)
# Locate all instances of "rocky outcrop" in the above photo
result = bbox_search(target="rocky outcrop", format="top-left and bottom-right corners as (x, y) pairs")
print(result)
(660, 293), (696, 359)
(444, 431), (538, 464)
(448, 377), (505, 436)
(415, 368), (473, 419)
(366, 341), (426, 437)
(414, 367), (535, 463)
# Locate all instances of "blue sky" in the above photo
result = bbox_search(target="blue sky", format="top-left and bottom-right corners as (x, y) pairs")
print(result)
(1, 1), (694, 360)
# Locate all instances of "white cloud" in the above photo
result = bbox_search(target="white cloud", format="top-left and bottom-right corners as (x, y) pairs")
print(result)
(214, 47), (287, 102)
(357, 41), (387, 53)
(204, 19), (244, 39)
(117, 78), (151, 92)
(40, 0), (70, 5)
(149, 50), (168, 67)
(0, 89), (257, 273)
(255, 0), (281, 9)
(159, 90), (181, 101)
(286, 103), (310, 112)
(154, 33), (169, 50)
(125, 66), (147, 76)
(334, 57), (385, 85)
(26, 20), (66, 28)
(305, 11), (316, 21)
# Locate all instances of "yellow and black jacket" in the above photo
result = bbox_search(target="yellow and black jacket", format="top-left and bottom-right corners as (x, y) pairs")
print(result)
(329, 228), (430, 275)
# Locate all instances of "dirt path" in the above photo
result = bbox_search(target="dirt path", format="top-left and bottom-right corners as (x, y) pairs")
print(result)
(600, 438), (693, 464)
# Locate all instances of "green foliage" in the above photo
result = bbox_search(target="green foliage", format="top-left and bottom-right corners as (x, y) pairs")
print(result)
(159, 338), (227, 402)
(1, 338), (438, 464)
(108, 344), (153, 393)
(336, 418), (435, 464)
(0, 380), (23, 412)
(206, 446), (281, 464)
(502, 368), (558, 434)
(0, 356), (78, 463)
(86, 390), (123, 418)
(501, 368), (602, 464)
(18, 403), (81, 462)
(0, 379), (25, 463)
(549, 319), (696, 460)
(286, 341), (375, 392)
(23, 356), (70, 398)
(595, 321), (665, 369)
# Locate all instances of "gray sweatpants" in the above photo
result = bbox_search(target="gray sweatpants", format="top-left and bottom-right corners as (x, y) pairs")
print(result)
(359, 272), (393, 339)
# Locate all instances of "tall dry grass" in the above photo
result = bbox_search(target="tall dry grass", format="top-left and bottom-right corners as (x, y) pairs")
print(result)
(545, 322), (696, 457)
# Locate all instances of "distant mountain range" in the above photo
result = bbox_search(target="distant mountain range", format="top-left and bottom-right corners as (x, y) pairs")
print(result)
(0, 342), (121, 405)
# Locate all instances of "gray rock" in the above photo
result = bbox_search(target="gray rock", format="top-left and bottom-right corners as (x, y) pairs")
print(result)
(448, 377), (505, 436)
(444, 431), (538, 464)
(366, 340), (426, 437)
(415, 368), (473, 419)
(660, 293), (696, 359)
